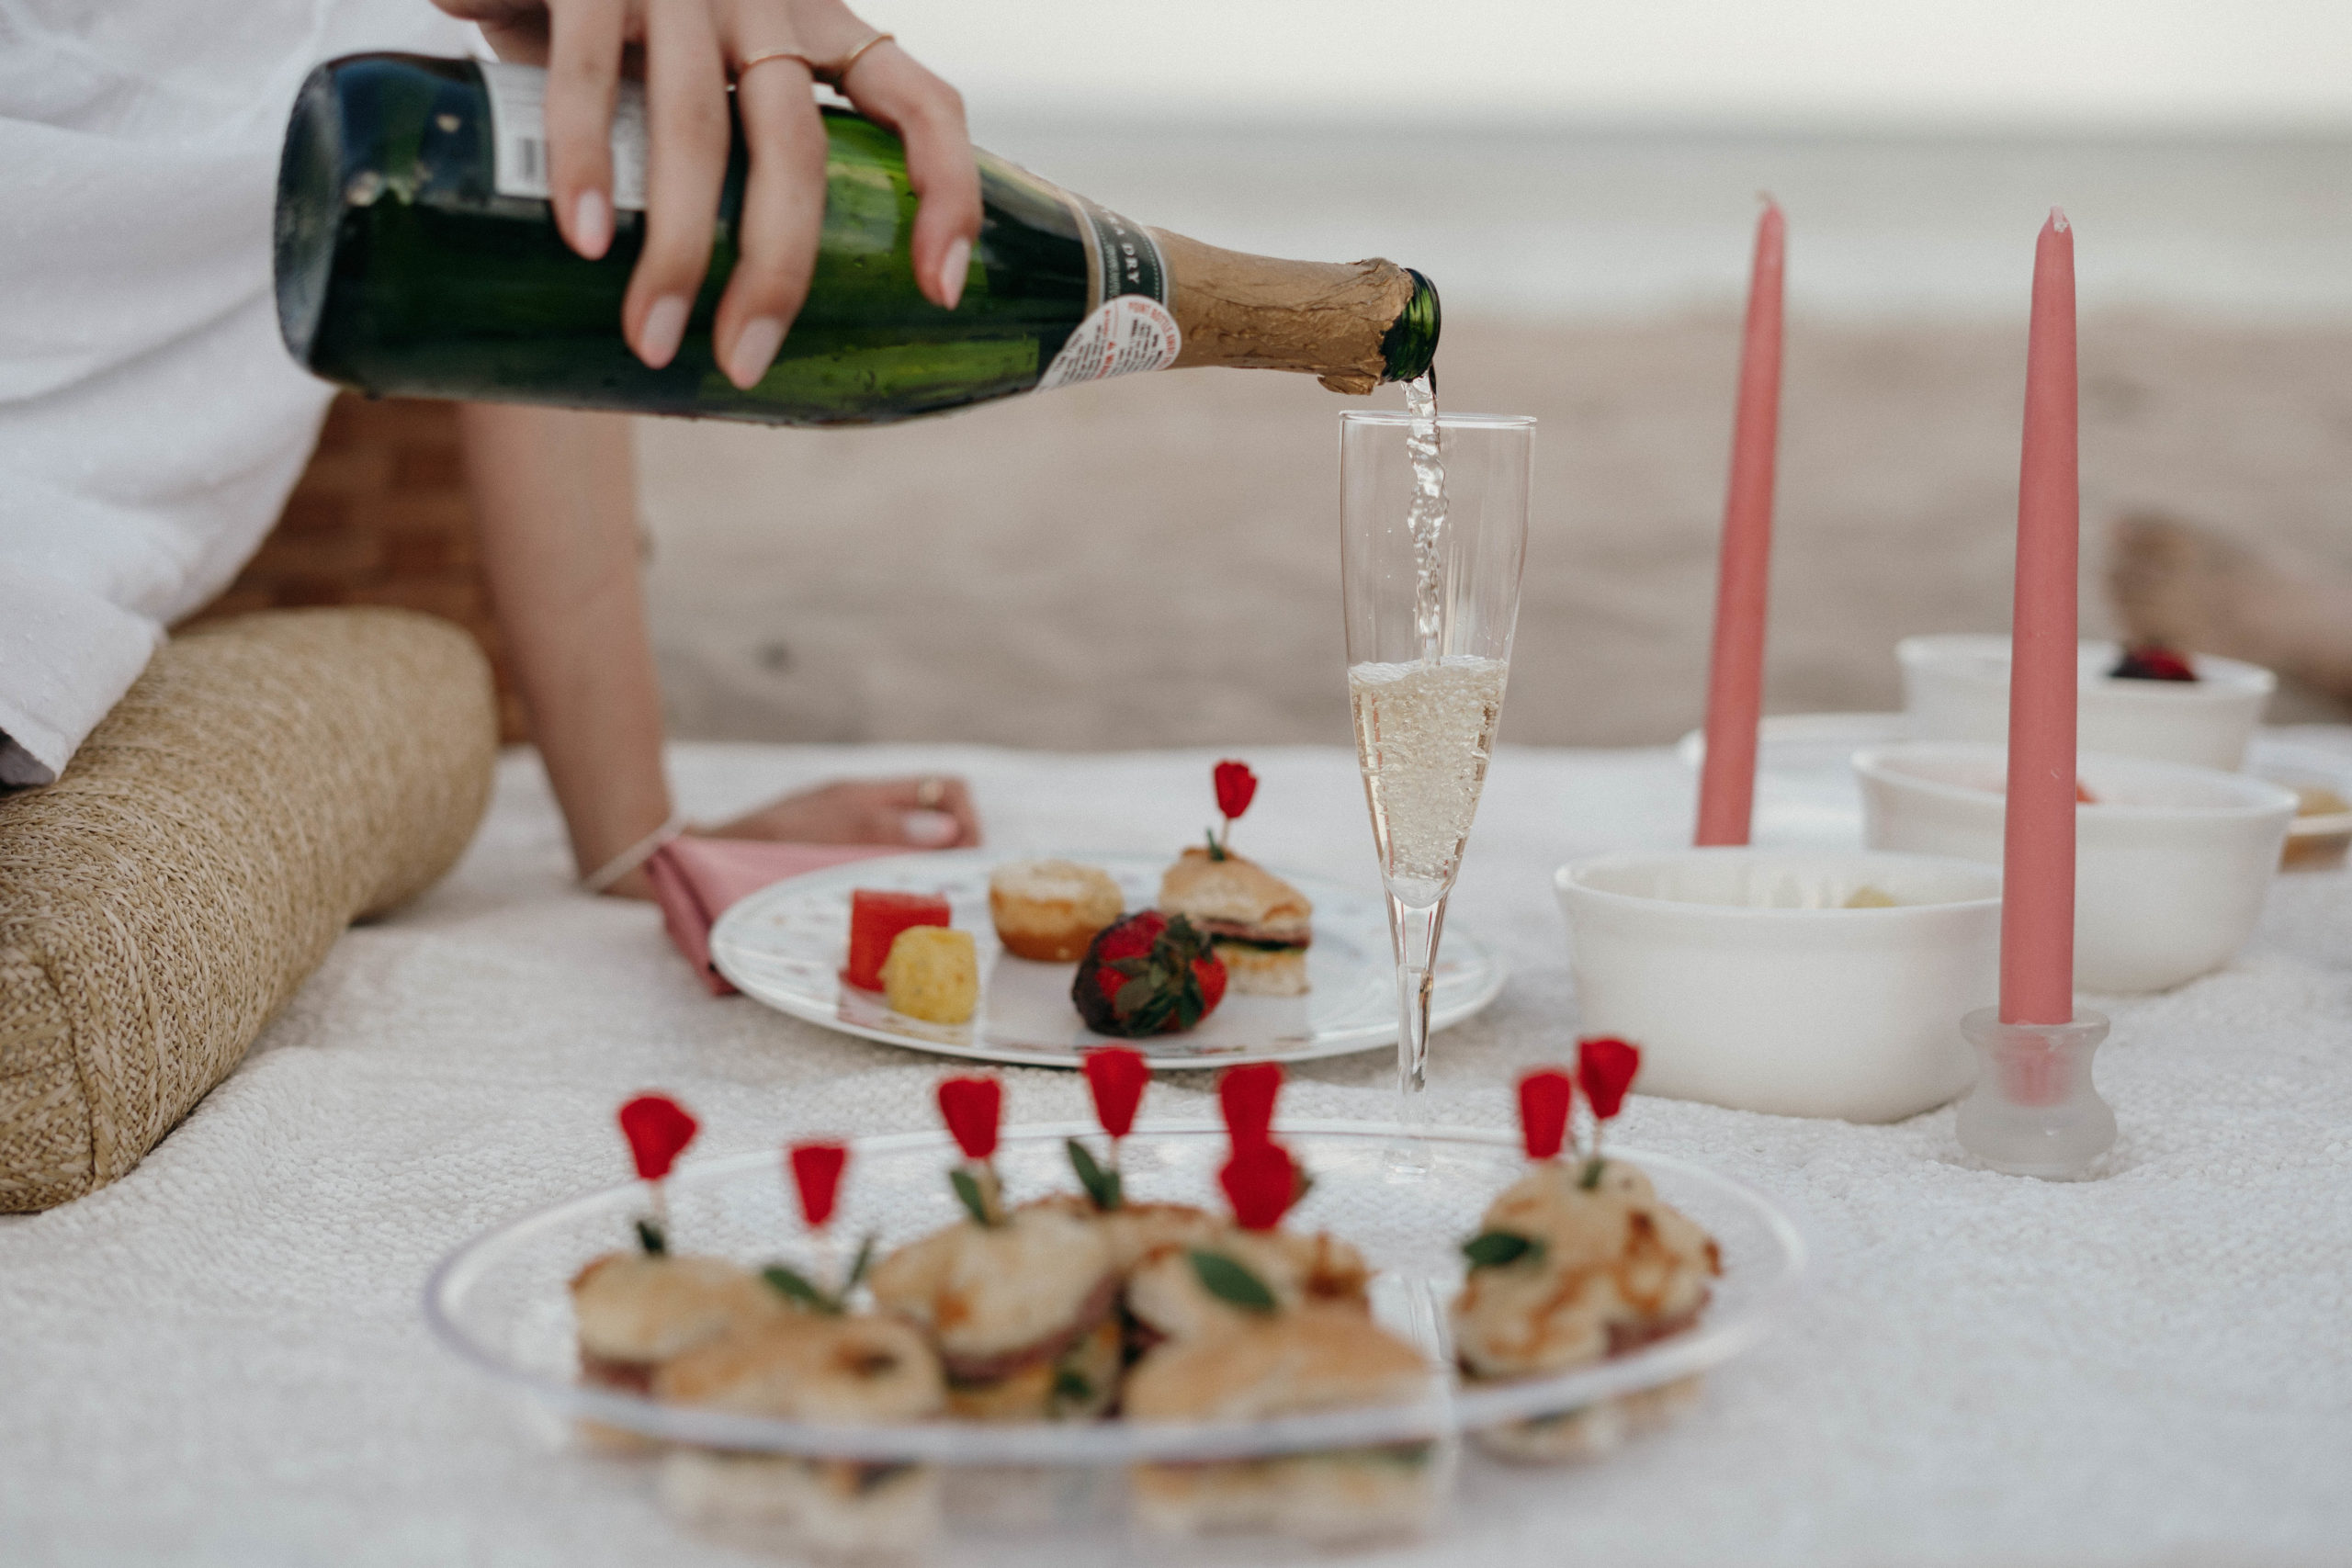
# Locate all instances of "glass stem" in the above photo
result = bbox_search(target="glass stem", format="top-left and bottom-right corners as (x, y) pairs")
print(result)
(1389, 891), (1447, 1120)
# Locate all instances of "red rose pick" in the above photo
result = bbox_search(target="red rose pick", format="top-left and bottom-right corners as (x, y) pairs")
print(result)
(1082, 1046), (1150, 1141)
(788, 1141), (848, 1230)
(1208, 759), (1259, 859)
(618, 1093), (698, 1182)
(937, 1077), (1002, 1162)
(1219, 1138), (1298, 1232)
(1218, 1062), (1283, 1150)
(1216, 760), (1259, 822)
(1518, 1068), (1574, 1162)
(617, 1093), (697, 1254)
(1575, 1037), (1642, 1189)
(1577, 1038), (1641, 1122)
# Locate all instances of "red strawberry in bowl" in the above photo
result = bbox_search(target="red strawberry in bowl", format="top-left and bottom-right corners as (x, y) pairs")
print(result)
(2110, 643), (2198, 682)
(1071, 911), (1227, 1037)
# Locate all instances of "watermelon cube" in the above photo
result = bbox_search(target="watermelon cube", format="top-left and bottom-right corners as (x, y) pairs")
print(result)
(845, 889), (953, 991)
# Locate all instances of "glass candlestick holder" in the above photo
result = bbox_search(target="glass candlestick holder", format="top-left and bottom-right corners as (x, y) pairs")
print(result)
(1956, 1007), (2115, 1179)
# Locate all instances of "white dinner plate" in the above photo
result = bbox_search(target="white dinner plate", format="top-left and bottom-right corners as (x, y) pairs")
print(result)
(708, 850), (1506, 1068)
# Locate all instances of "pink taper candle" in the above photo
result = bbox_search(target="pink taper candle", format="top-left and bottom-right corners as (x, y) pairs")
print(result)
(2000, 209), (2080, 1029)
(1695, 199), (1787, 846)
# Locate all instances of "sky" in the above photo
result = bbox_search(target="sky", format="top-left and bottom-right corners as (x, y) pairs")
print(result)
(860, 0), (2352, 130)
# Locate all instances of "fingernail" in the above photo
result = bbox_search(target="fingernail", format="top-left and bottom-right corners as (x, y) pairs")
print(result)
(902, 809), (958, 848)
(637, 295), (689, 368)
(938, 237), (970, 310)
(726, 316), (785, 389)
(571, 189), (611, 258)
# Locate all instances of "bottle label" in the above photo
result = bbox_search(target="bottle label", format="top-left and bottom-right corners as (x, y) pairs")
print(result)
(1036, 196), (1180, 389)
(479, 62), (650, 211)
(1035, 294), (1182, 390)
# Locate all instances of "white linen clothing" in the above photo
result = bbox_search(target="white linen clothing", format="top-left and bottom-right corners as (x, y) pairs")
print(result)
(0, 0), (476, 784)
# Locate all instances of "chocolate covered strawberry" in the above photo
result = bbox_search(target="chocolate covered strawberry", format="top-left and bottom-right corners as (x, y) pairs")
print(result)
(1071, 911), (1227, 1037)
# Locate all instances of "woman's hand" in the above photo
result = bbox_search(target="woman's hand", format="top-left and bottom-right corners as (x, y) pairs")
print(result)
(705, 776), (983, 849)
(431, 0), (979, 389)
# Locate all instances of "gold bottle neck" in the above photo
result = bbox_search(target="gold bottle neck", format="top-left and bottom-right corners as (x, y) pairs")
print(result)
(1155, 231), (1425, 394)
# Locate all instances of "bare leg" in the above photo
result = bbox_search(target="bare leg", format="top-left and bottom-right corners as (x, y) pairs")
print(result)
(2107, 513), (2352, 701)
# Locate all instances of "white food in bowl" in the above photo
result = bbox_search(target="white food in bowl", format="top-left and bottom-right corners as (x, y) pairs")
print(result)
(1897, 634), (2273, 772)
(1854, 741), (2295, 993)
(1556, 849), (2002, 1123)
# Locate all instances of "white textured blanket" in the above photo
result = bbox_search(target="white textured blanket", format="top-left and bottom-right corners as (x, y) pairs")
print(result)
(4, 739), (2347, 1566)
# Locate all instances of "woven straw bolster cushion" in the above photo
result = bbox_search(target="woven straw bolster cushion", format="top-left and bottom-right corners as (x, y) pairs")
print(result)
(0, 608), (496, 1212)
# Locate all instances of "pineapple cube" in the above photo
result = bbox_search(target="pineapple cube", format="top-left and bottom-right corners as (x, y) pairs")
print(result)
(880, 926), (978, 1025)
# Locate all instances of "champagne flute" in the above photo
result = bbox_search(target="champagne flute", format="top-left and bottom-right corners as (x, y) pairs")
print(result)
(1341, 405), (1531, 1142)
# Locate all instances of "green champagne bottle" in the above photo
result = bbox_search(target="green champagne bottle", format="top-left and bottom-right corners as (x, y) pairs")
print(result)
(275, 54), (1440, 426)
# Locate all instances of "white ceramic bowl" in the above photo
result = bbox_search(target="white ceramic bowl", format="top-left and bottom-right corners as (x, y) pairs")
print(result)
(2248, 739), (2352, 873)
(1897, 634), (2274, 771)
(1854, 741), (2296, 994)
(1673, 713), (1911, 850)
(1556, 850), (2002, 1124)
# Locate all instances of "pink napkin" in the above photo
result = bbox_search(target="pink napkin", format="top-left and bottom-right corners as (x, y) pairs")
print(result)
(647, 836), (910, 996)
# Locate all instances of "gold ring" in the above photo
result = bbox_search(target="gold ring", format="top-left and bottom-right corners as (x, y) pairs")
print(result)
(820, 29), (894, 87)
(915, 776), (946, 810)
(735, 46), (816, 82)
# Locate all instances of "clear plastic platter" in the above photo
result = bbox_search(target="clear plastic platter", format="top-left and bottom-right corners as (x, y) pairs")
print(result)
(425, 1121), (1805, 1464)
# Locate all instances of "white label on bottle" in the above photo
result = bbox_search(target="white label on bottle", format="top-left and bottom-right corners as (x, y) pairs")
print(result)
(479, 61), (649, 211)
(1035, 295), (1182, 391)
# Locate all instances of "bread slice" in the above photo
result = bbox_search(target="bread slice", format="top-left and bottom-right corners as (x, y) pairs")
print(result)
(1211, 942), (1308, 998)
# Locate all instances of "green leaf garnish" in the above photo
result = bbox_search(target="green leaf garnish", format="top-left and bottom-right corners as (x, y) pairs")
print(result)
(1205, 829), (1229, 862)
(1578, 1156), (1607, 1190)
(1051, 1366), (1094, 1408)
(842, 1234), (877, 1295)
(1187, 1248), (1278, 1313)
(1067, 1138), (1124, 1211)
(635, 1217), (668, 1256)
(762, 1263), (840, 1314)
(1462, 1230), (1544, 1270)
(950, 1166), (998, 1227)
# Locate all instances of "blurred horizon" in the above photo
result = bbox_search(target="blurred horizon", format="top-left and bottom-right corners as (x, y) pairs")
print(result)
(865, 0), (2352, 133)
(967, 118), (2352, 323)
(829, 4), (2352, 324)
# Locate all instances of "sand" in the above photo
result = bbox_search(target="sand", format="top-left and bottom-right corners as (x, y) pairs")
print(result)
(637, 312), (2352, 750)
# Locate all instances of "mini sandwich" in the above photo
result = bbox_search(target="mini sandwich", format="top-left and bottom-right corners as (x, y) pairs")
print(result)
(570, 1253), (784, 1394)
(1124, 1224), (1370, 1351)
(1099, 1201), (1223, 1274)
(653, 1313), (944, 1556)
(1476, 1374), (1707, 1465)
(1450, 1159), (1720, 1462)
(1124, 1307), (1439, 1542)
(866, 1195), (1122, 1421)
(1156, 847), (1312, 997)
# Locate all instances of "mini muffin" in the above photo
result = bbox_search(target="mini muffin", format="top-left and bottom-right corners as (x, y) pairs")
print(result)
(989, 859), (1124, 962)
(867, 1196), (1123, 1420)
(879, 926), (978, 1025)
(1125, 1307), (1438, 1541)
(570, 1253), (784, 1393)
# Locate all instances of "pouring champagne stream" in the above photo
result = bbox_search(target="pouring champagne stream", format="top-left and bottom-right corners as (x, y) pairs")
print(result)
(1342, 381), (1532, 1164)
